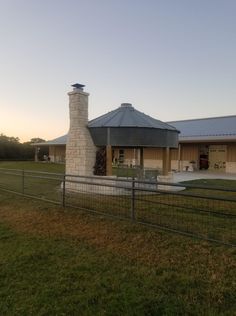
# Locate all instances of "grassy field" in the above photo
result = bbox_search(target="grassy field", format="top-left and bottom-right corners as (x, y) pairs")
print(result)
(0, 191), (235, 315)
(0, 161), (65, 173)
(0, 162), (235, 314)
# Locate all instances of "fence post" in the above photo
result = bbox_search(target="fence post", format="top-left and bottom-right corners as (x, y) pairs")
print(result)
(22, 169), (25, 195)
(62, 174), (66, 207)
(131, 177), (135, 220)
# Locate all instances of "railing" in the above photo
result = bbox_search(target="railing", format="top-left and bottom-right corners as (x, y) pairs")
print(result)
(0, 167), (235, 247)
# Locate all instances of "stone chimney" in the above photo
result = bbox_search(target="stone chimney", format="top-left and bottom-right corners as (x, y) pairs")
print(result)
(65, 83), (97, 176)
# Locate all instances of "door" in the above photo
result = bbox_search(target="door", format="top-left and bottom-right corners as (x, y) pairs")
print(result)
(208, 145), (227, 171)
(199, 145), (209, 170)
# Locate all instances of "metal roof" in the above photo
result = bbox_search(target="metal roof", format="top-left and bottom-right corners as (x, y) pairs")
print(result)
(89, 127), (179, 148)
(168, 115), (236, 140)
(32, 134), (67, 146)
(88, 103), (178, 131)
(34, 115), (236, 146)
(88, 104), (179, 148)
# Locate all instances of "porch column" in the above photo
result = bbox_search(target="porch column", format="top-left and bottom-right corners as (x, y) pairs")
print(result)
(178, 144), (181, 172)
(35, 147), (39, 162)
(140, 147), (144, 168)
(53, 146), (56, 163)
(168, 148), (172, 172)
(133, 148), (136, 166)
(162, 147), (170, 176)
(106, 145), (113, 176)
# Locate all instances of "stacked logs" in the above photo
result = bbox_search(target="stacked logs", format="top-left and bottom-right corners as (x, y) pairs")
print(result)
(93, 147), (106, 175)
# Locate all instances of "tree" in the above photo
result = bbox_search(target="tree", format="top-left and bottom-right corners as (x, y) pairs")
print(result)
(29, 138), (46, 144)
(0, 134), (48, 160)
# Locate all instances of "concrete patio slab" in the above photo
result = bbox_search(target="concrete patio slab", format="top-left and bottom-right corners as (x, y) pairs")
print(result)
(172, 171), (236, 183)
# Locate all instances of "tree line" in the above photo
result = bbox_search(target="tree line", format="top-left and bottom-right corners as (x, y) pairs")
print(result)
(0, 134), (48, 160)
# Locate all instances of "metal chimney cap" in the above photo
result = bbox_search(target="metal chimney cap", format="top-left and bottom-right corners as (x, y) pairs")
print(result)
(121, 103), (132, 107)
(71, 83), (85, 91)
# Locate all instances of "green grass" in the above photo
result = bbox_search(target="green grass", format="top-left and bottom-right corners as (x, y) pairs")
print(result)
(1, 223), (162, 315)
(0, 161), (65, 202)
(0, 194), (235, 315)
(182, 178), (236, 190)
(0, 161), (65, 173)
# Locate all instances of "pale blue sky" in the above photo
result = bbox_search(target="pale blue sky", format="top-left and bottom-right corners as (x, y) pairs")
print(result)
(0, 0), (235, 141)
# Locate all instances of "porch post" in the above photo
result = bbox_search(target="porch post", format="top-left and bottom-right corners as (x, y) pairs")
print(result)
(140, 147), (144, 168)
(35, 147), (39, 162)
(168, 148), (172, 172)
(162, 147), (170, 176)
(106, 145), (112, 176)
(133, 148), (136, 166)
(178, 144), (181, 172)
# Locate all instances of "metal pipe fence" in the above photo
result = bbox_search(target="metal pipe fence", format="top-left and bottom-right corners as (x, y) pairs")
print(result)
(0, 167), (235, 246)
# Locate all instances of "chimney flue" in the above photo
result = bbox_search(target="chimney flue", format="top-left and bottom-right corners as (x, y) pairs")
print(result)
(71, 83), (85, 91)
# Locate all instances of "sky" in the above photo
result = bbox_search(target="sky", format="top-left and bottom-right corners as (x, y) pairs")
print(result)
(0, 0), (235, 142)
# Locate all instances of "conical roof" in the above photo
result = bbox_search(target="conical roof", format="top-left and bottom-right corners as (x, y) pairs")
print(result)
(88, 103), (179, 147)
(88, 103), (178, 131)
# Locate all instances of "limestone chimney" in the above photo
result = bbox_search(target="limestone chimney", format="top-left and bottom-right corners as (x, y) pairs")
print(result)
(65, 83), (97, 176)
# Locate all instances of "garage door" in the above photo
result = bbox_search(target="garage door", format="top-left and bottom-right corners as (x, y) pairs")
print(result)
(208, 145), (227, 171)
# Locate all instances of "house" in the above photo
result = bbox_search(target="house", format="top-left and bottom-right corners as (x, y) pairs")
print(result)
(169, 116), (236, 173)
(33, 85), (236, 174)
(34, 114), (236, 174)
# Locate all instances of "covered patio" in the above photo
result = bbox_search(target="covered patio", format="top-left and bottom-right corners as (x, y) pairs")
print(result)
(88, 103), (179, 177)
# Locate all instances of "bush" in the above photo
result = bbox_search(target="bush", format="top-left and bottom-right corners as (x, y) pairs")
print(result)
(0, 134), (48, 161)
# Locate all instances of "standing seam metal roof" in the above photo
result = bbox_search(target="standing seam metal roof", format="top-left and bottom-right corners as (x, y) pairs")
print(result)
(31, 134), (67, 146)
(34, 115), (236, 146)
(88, 104), (178, 131)
(168, 115), (236, 138)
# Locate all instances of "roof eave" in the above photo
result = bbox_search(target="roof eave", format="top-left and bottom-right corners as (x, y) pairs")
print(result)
(179, 135), (236, 143)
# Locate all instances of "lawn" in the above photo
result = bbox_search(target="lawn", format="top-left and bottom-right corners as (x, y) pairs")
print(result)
(0, 192), (235, 315)
(0, 161), (65, 173)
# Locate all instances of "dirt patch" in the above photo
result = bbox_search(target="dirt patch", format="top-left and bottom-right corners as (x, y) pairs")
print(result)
(0, 204), (163, 263)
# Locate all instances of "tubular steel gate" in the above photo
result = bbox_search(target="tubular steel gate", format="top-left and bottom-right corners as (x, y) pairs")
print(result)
(0, 167), (235, 247)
